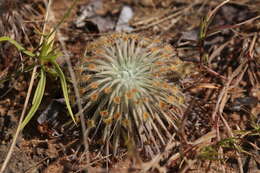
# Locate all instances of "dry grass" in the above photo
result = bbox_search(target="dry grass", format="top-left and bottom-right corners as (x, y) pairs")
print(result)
(0, 0), (259, 172)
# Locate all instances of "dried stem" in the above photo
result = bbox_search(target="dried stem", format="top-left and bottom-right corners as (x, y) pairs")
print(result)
(0, 1), (52, 172)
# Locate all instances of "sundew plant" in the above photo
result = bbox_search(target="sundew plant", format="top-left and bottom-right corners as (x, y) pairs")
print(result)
(78, 33), (186, 156)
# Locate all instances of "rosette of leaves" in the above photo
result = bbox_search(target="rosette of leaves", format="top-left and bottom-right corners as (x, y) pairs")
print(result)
(78, 33), (186, 156)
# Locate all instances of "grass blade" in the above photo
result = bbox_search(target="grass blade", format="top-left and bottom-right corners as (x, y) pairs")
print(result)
(0, 36), (35, 57)
(52, 61), (77, 124)
(20, 68), (46, 129)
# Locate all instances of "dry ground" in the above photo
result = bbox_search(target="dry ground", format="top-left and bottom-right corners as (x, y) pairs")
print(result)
(0, 0), (259, 172)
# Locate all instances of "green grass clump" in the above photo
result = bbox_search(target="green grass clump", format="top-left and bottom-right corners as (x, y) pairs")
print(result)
(0, 34), (76, 129)
(78, 33), (186, 156)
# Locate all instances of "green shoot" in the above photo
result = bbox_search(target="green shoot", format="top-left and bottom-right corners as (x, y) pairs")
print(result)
(0, 30), (77, 129)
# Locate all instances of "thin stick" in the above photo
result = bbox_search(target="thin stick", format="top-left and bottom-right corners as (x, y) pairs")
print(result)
(51, 0), (89, 166)
(132, 4), (194, 32)
(0, 1), (52, 172)
(57, 31), (90, 166)
(0, 66), (38, 173)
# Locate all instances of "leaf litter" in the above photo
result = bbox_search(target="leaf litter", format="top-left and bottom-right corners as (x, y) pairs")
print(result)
(0, 0), (259, 172)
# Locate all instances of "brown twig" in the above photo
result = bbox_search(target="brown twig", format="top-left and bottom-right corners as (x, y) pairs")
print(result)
(57, 31), (90, 167)
(53, 1), (90, 168)
(0, 66), (38, 173)
(0, 1), (54, 172)
(132, 4), (194, 32)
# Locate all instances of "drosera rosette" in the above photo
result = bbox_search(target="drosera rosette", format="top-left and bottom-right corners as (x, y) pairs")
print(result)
(77, 33), (186, 156)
